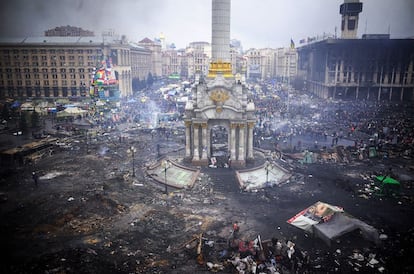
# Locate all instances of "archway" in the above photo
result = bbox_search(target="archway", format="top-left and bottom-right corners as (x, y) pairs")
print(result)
(210, 124), (229, 167)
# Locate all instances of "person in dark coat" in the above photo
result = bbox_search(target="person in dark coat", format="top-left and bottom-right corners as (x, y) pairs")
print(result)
(32, 171), (39, 187)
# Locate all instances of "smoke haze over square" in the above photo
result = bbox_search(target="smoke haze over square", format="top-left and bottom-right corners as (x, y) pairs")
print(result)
(0, 0), (413, 49)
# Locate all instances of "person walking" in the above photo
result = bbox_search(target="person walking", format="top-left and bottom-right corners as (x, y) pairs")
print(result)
(32, 171), (39, 187)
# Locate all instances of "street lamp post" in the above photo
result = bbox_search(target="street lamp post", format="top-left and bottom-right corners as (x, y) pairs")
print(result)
(163, 160), (171, 194)
(127, 146), (137, 177)
(265, 161), (271, 184)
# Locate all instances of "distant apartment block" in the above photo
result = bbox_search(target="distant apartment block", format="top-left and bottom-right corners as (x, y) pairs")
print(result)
(45, 25), (95, 37)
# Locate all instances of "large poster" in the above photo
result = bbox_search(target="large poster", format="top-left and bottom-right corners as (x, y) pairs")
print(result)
(287, 201), (344, 232)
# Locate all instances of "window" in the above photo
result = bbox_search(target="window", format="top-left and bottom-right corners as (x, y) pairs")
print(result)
(62, 80), (67, 86)
(348, 19), (356, 30)
(53, 87), (59, 97)
(71, 80), (77, 85)
(44, 80), (49, 86)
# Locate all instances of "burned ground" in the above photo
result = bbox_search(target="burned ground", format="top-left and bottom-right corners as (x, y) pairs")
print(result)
(1, 128), (414, 274)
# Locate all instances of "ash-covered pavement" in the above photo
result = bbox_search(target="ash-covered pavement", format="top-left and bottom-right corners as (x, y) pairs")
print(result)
(0, 123), (413, 273)
(1, 84), (414, 273)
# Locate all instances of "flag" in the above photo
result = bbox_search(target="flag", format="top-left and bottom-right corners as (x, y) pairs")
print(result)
(290, 39), (295, 49)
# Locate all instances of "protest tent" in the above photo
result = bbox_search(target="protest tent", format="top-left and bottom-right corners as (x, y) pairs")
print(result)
(375, 175), (400, 196)
(56, 107), (87, 118)
(287, 201), (380, 246)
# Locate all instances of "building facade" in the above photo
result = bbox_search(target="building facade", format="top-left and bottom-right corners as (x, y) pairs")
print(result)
(129, 43), (152, 83)
(45, 25), (94, 37)
(185, 41), (211, 78)
(138, 38), (162, 78)
(0, 36), (137, 99)
(297, 38), (414, 101)
(275, 47), (298, 83)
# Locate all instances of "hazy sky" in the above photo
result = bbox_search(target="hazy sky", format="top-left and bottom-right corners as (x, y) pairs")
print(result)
(0, 0), (413, 49)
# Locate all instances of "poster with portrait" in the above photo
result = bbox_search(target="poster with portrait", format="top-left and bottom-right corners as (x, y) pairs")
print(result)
(287, 201), (344, 232)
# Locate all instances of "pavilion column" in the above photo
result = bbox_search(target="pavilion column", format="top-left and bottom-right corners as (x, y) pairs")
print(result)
(192, 123), (200, 161)
(247, 122), (254, 159)
(238, 123), (245, 162)
(230, 123), (237, 160)
(201, 122), (208, 161)
(185, 121), (191, 158)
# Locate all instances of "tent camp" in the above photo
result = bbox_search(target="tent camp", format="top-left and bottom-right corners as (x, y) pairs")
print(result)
(287, 201), (380, 246)
(56, 107), (87, 118)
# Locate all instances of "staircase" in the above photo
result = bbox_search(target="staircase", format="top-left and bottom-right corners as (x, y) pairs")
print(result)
(204, 167), (241, 194)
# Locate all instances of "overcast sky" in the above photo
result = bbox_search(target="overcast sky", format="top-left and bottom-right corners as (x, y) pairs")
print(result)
(0, 0), (413, 49)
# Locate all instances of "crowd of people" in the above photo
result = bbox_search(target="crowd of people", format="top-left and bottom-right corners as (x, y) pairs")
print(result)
(252, 84), (413, 158)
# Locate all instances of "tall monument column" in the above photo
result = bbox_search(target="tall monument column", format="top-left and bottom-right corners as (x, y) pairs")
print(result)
(212, 0), (230, 63)
(209, 0), (232, 77)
